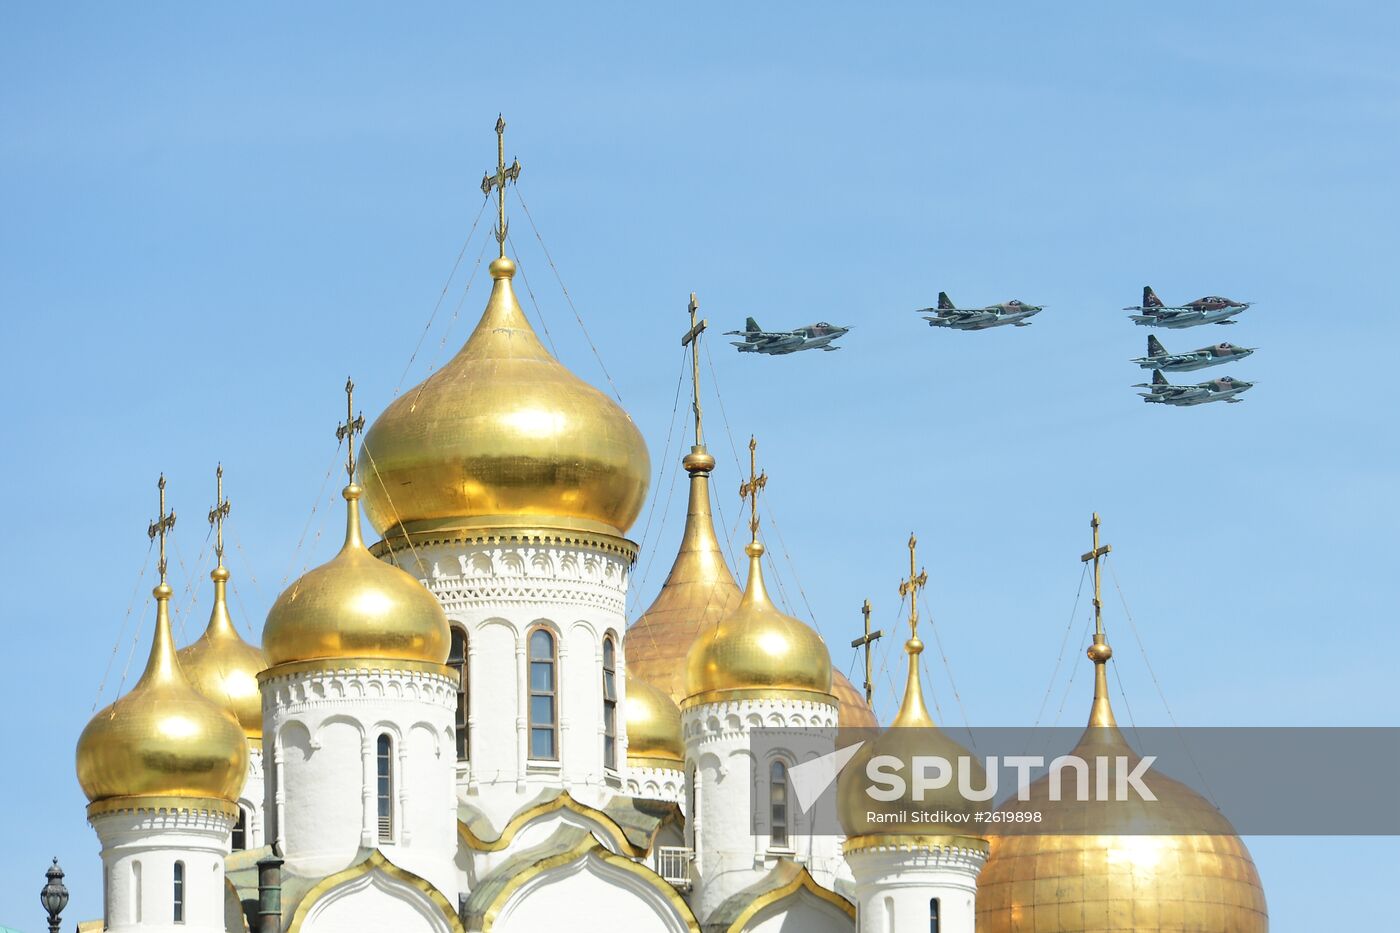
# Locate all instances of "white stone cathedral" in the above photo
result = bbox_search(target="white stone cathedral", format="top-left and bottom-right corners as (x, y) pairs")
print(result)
(71, 132), (1269, 933)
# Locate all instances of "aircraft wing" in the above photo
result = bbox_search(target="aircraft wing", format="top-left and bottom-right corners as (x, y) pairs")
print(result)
(724, 330), (792, 343)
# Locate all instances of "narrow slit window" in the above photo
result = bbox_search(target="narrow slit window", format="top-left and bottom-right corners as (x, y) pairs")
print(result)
(377, 734), (394, 841)
(528, 628), (558, 760)
(602, 636), (618, 770)
(172, 861), (185, 923)
(449, 628), (469, 761)
(770, 761), (789, 848)
(930, 897), (941, 933)
(231, 806), (247, 851)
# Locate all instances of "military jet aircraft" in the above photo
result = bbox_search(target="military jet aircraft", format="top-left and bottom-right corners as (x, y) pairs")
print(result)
(1132, 335), (1256, 372)
(917, 292), (1042, 330)
(1135, 370), (1254, 406)
(726, 318), (851, 354)
(1124, 286), (1250, 328)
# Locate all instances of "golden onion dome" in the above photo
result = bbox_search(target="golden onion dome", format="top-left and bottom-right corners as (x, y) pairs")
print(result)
(831, 669), (878, 730)
(627, 445), (741, 704)
(684, 541), (833, 706)
(837, 629), (986, 844)
(624, 673), (684, 769)
(179, 564), (267, 738)
(76, 583), (248, 808)
(262, 484), (450, 667)
(358, 256), (650, 541)
(976, 641), (1267, 932)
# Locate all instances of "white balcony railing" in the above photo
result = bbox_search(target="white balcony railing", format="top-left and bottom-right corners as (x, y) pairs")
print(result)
(656, 846), (693, 889)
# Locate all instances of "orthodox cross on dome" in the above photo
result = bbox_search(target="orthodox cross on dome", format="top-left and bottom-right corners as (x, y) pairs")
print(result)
(680, 292), (708, 447)
(147, 474), (177, 584)
(480, 114), (522, 259)
(208, 463), (230, 566)
(850, 598), (884, 708)
(336, 377), (366, 481)
(897, 533), (928, 646)
(1080, 512), (1114, 659)
(739, 435), (767, 544)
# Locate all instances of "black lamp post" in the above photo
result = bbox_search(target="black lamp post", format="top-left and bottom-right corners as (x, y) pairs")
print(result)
(39, 857), (68, 933)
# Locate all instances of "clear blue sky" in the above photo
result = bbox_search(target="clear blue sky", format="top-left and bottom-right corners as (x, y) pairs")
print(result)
(2, 2), (1396, 928)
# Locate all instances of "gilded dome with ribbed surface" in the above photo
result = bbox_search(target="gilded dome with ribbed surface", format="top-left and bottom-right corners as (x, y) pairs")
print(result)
(77, 583), (248, 809)
(625, 673), (684, 769)
(684, 541), (832, 706)
(358, 256), (650, 541)
(263, 484), (450, 667)
(179, 564), (266, 738)
(976, 644), (1267, 932)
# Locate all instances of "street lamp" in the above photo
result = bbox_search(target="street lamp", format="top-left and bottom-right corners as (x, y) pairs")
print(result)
(39, 857), (68, 933)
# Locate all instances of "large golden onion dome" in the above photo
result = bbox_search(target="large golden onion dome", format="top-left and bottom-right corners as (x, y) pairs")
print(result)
(358, 256), (650, 541)
(837, 625), (986, 846)
(976, 639), (1267, 931)
(179, 564), (266, 738)
(77, 582), (248, 810)
(262, 484), (450, 667)
(627, 445), (742, 704)
(684, 540), (833, 706)
(625, 673), (684, 770)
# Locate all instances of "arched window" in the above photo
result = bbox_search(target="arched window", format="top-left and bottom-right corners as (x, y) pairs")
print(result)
(602, 635), (618, 770)
(172, 861), (185, 923)
(132, 860), (142, 923)
(770, 761), (789, 848)
(376, 734), (394, 841)
(231, 806), (247, 851)
(930, 897), (941, 933)
(449, 627), (469, 761)
(528, 628), (558, 760)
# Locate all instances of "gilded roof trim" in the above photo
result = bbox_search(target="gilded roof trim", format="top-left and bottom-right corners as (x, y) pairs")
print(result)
(285, 849), (464, 933)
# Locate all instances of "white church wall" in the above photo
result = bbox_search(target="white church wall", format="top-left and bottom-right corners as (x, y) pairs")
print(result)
(262, 663), (458, 899)
(401, 538), (634, 830)
(296, 864), (458, 933)
(845, 844), (984, 933)
(744, 895), (853, 933)
(90, 806), (234, 933)
(489, 850), (693, 933)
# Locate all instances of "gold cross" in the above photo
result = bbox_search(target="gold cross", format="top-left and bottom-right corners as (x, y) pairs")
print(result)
(850, 598), (884, 708)
(1080, 512), (1113, 641)
(147, 474), (177, 583)
(898, 533), (929, 641)
(680, 292), (707, 447)
(738, 435), (767, 543)
(208, 463), (231, 565)
(336, 377), (366, 480)
(479, 114), (522, 259)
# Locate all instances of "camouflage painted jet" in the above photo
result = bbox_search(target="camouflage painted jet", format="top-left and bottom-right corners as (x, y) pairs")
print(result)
(917, 292), (1042, 330)
(1135, 370), (1254, 406)
(1124, 286), (1250, 328)
(1132, 335), (1256, 372)
(726, 318), (851, 354)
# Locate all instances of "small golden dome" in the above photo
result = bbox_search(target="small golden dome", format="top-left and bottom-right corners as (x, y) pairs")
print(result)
(179, 565), (267, 738)
(625, 673), (684, 769)
(684, 541), (833, 705)
(263, 485), (450, 667)
(358, 256), (651, 541)
(627, 445), (742, 704)
(837, 633), (985, 841)
(976, 652), (1267, 931)
(831, 670), (878, 730)
(76, 583), (248, 807)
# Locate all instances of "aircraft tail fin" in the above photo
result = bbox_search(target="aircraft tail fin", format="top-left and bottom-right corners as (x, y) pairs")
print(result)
(937, 291), (955, 311)
(1152, 369), (1169, 386)
(1143, 286), (1164, 309)
(1147, 334), (1167, 357)
(745, 317), (761, 334)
